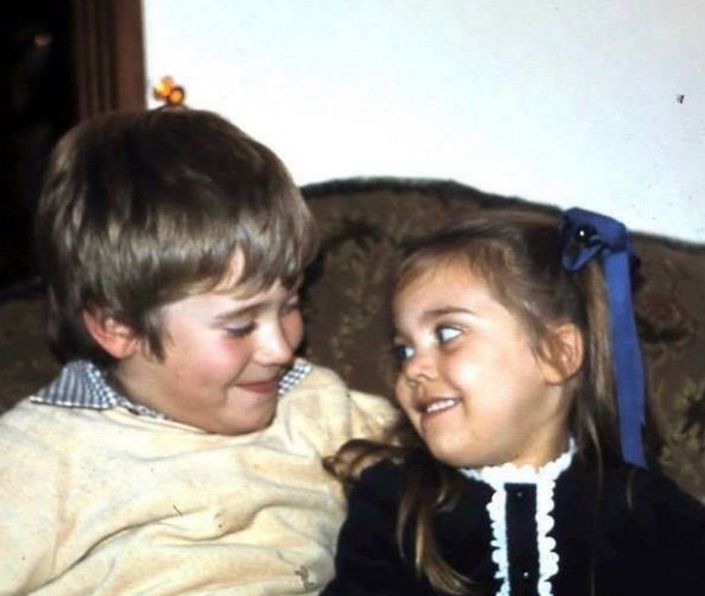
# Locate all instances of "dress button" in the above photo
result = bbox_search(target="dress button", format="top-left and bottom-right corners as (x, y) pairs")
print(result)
(516, 490), (524, 499)
(521, 570), (531, 581)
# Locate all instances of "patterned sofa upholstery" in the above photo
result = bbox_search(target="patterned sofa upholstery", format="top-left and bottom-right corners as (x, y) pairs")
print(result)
(1, 177), (703, 502)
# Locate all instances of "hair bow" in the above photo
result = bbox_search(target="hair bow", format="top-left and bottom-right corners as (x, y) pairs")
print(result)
(560, 207), (646, 467)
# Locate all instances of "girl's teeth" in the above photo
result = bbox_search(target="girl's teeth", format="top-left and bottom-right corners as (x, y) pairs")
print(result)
(425, 399), (458, 413)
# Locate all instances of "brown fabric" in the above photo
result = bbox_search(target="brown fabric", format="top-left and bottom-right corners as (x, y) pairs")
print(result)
(0, 288), (60, 410)
(1, 177), (704, 501)
(301, 178), (705, 502)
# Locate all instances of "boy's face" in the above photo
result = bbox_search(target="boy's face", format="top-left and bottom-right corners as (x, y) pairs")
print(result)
(115, 278), (303, 435)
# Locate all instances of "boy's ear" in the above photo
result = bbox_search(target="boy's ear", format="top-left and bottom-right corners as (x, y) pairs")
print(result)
(539, 322), (584, 385)
(82, 309), (141, 359)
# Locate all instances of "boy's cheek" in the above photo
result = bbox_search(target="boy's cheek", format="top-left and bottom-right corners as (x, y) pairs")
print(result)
(285, 312), (305, 350)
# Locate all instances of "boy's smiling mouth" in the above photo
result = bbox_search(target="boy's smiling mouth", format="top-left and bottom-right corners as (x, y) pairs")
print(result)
(237, 377), (280, 394)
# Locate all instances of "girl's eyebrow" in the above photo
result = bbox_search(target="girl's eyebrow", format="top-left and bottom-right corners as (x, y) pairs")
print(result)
(422, 306), (479, 321)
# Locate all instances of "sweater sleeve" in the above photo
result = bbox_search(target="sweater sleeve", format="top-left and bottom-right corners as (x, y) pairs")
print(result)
(322, 461), (421, 596)
(286, 364), (399, 457)
(347, 388), (399, 442)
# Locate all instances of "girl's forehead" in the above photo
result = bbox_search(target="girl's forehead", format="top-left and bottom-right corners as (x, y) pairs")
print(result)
(393, 262), (501, 319)
(397, 258), (489, 295)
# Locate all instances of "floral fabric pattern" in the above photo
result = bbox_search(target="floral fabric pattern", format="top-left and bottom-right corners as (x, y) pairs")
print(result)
(1, 177), (704, 501)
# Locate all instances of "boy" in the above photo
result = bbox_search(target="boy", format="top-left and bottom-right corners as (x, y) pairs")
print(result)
(0, 108), (396, 595)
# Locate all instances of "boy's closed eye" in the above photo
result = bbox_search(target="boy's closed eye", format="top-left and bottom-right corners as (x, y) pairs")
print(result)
(221, 292), (301, 340)
(225, 322), (256, 338)
(281, 297), (301, 316)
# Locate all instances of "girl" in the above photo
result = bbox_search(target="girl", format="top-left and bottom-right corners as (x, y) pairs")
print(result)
(322, 209), (705, 596)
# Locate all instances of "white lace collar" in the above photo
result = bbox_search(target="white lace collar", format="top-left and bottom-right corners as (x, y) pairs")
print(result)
(460, 440), (576, 596)
(463, 440), (576, 486)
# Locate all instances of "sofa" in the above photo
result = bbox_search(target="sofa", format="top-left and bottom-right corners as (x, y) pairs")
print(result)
(1, 177), (703, 502)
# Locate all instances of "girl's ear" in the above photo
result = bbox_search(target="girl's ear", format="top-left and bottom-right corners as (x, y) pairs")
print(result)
(82, 309), (141, 359)
(539, 322), (584, 385)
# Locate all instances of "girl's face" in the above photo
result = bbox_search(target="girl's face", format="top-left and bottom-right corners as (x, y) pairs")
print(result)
(393, 261), (572, 469)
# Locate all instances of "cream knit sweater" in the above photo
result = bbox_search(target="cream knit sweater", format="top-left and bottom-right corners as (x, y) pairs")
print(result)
(0, 364), (397, 595)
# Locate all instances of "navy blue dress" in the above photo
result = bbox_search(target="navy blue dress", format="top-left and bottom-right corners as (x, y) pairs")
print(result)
(323, 457), (705, 596)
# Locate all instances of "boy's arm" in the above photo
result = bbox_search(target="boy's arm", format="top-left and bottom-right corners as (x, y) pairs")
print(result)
(347, 388), (399, 443)
(0, 406), (61, 593)
(285, 365), (398, 455)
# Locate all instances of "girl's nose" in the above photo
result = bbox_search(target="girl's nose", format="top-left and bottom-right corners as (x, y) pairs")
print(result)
(402, 348), (437, 385)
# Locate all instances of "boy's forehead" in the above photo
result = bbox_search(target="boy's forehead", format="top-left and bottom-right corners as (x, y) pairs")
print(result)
(185, 251), (302, 301)
(189, 252), (253, 297)
(166, 276), (299, 324)
(210, 276), (302, 305)
(212, 278), (291, 300)
(214, 252), (247, 292)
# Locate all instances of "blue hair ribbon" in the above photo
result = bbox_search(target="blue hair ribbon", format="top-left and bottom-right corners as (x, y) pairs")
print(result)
(560, 207), (646, 468)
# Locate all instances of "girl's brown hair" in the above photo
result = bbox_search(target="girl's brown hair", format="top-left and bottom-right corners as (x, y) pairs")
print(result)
(36, 107), (319, 365)
(326, 209), (622, 594)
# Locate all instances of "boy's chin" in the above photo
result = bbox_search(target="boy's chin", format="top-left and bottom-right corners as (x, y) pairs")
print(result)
(177, 405), (278, 436)
(215, 413), (277, 436)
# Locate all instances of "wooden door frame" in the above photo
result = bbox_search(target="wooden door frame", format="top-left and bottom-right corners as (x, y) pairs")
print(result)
(71, 0), (146, 119)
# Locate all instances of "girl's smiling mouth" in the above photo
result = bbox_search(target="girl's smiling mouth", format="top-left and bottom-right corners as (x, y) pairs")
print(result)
(420, 398), (460, 415)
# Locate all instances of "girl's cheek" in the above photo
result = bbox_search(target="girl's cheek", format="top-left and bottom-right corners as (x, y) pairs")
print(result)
(394, 382), (414, 415)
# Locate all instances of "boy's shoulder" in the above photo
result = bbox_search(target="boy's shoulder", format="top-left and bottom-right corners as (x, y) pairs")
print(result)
(289, 359), (345, 391)
(0, 392), (143, 458)
(0, 394), (89, 434)
(285, 359), (394, 412)
(0, 360), (174, 461)
(279, 359), (399, 450)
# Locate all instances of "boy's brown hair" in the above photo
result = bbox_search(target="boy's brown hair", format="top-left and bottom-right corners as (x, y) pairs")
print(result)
(36, 107), (319, 365)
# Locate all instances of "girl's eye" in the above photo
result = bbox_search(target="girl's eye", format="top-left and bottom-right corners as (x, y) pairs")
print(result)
(225, 322), (256, 338)
(436, 325), (462, 344)
(392, 343), (414, 365)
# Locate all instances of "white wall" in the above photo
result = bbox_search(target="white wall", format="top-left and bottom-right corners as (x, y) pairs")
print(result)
(143, 0), (705, 242)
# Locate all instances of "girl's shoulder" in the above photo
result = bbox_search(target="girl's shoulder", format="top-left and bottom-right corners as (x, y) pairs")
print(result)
(355, 450), (443, 492)
(579, 461), (705, 547)
(558, 458), (705, 539)
(556, 459), (705, 592)
(627, 465), (705, 526)
(622, 465), (705, 589)
(564, 457), (703, 507)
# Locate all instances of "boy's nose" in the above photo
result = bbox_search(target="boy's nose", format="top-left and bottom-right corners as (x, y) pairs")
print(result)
(255, 323), (298, 367)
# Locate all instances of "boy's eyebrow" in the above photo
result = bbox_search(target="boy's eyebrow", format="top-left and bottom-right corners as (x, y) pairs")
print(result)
(212, 303), (262, 323)
(212, 284), (301, 324)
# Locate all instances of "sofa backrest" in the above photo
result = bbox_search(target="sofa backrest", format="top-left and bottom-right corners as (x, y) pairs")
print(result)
(302, 177), (705, 502)
(0, 176), (703, 501)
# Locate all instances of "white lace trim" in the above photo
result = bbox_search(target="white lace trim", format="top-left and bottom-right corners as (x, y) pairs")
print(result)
(461, 440), (576, 596)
